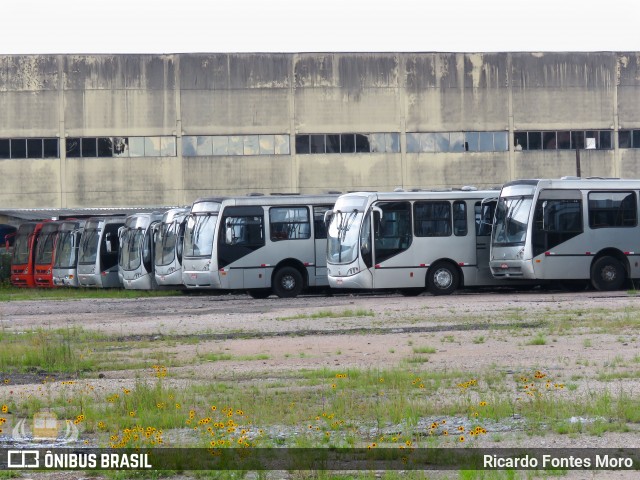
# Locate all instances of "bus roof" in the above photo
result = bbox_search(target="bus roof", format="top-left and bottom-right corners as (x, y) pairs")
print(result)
(503, 178), (640, 190)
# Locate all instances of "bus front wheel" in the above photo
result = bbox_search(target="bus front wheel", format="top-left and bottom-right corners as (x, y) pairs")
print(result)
(273, 266), (304, 298)
(427, 262), (459, 296)
(591, 256), (626, 291)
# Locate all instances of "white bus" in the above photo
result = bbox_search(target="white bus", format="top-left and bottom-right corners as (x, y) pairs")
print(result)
(154, 207), (190, 287)
(182, 194), (338, 298)
(52, 219), (85, 287)
(77, 217), (125, 288)
(490, 178), (640, 291)
(326, 189), (520, 295)
(118, 212), (164, 290)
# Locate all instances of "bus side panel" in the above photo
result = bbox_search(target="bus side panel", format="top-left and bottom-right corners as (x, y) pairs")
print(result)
(243, 267), (268, 289)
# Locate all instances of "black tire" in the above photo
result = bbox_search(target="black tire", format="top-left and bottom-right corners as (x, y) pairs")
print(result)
(272, 266), (304, 298)
(427, 262), (459, 296)
(399, 288), (423, 297)
(591, 256), (626, 291)
(248, 289), (271, 299)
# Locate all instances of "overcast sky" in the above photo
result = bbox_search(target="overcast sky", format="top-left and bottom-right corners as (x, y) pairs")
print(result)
(2, 0), (639, 54)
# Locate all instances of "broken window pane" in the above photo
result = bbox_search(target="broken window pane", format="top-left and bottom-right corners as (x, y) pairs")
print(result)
(97, 137), (113, 157)
(113, 137), (129, 157)
(274, 134), (290, 155)
(631, 130), (640, 148)
(129, 137), (145, 157)
(599, 131), (612, 149)
(43, 138), (59, 158)
(213, 136), (229, 155)
(259, 135), (275, 155)
(161, 136), (176, 156)
(369, 133), (385, 153)
(66, 138), (80, 157)
(513, 132), (527, 150)
(228, 136), (243, 155)
(27, 138), (43, 158)
(82, 138), (97, 157)
(355, 134), (370, 153)
(619, 130), (631, 148)
(243, 135), (259, 155)
(196, 136), (213, 156)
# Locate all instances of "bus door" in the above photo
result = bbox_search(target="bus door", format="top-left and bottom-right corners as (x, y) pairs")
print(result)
(218, 206), (266, 289)
(312, 205), (332, 286)
(371, 201), (416, 289)
(475, 198), (497, 283)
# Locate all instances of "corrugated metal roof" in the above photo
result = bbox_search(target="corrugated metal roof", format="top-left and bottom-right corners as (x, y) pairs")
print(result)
(0, 206), (178, 221)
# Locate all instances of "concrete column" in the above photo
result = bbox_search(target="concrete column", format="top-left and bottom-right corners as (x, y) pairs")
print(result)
(289, 54), (298, 192)
(506, 53), (516, 182)
(174, 54), (185, 205)
(58, 55), (66, 208)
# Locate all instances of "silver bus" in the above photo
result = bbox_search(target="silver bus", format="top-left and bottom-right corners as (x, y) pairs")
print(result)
(490, 178), (640, 291)
(52, 219), (85, 287)
(154, 207), (190, 287)
(77, 216), (125, 288)
(326, 189), (517, 296)
(118, 212), (164, 290)
(182, 194), (337, 298)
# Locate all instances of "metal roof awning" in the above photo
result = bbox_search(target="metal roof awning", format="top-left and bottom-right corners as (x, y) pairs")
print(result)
(0, 206), (178, 222)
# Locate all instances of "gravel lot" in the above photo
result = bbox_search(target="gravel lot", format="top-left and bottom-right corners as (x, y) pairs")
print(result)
(1, 289), (640, 479)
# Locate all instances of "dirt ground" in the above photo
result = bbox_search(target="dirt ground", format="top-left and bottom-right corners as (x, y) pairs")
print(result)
(1, 289), (640, 479)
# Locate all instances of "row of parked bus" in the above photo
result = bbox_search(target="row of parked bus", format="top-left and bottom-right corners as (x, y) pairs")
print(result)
(5, 177), (640, 297)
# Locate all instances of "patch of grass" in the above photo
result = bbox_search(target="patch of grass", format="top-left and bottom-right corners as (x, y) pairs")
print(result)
(472, 336), (485, 344)
(197, 352), (234, 362)
(526, 334), (547, 346)
(0, 285), (180, 302)
(412, 346), (436, 354)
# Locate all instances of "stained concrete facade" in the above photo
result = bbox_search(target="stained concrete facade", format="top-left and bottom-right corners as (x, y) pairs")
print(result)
(1, 52), (640, 208)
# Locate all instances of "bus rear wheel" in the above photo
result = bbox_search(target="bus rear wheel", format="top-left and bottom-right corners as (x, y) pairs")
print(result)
(273, 266), (304, 298)
(591, 256), (626, 291)
(427, 262), (459, 296)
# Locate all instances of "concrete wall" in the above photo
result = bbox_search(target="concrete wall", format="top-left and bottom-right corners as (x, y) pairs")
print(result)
(1, 52), (639, 208)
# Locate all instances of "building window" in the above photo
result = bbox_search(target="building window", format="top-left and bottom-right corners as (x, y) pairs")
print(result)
(407, 132), (508, 153)
(66, 136), (177, 158)
(183, 134), (290, 157)
(295, 133), (400, 154)
(515, 130), (613, 150)
(619, 129), (640, 149)
(0, 138), (60, 159)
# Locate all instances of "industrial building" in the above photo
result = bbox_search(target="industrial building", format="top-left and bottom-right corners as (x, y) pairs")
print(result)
(1, 52), (640, 211)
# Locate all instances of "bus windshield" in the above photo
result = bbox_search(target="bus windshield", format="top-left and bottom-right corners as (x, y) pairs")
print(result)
(492, 196), (533, 246)
(54, 232), (77, 268)
(35, 232), (56, 264)
(120, 229), (144, 270)
(12, 230), (32, 264)
(327, 209), (364, 265)
(155, 222), (178, 266)
(183, 214), (217, 257)
(78, 229), (100, 264)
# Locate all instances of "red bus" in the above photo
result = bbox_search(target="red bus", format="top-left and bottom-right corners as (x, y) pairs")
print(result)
(11, 222), (46, 287)
(34, 221), (62, 288)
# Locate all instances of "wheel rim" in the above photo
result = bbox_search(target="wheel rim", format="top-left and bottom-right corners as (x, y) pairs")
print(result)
(433, 268), (453, 289)
(281, 274), (296, 291)
(601, 265), (618, 283)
